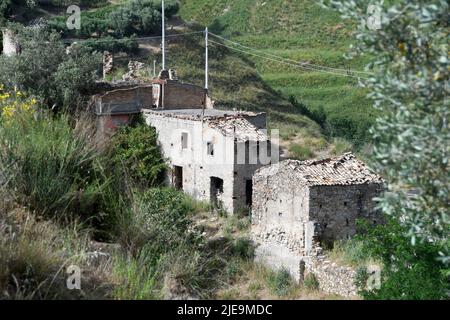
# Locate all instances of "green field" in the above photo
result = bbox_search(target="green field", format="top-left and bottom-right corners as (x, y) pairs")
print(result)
(180, 0), (378, 146)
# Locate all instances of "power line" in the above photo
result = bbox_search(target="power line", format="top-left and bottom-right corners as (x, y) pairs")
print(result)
(208, 31), (373, 77)
(63, 31), (204, 44)
(208, 39), (368, 79)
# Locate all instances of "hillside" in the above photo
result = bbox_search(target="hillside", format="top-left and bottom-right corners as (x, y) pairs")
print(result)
(179, 0), (379, 145)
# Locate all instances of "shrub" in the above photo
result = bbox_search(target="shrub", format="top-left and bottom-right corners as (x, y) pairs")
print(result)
(0, 25), (101, 111)
(289, 144), (314, 160)
(267, 268), (295, 297)
(109, 121), (167, 189)
(355, 217), (449, 300)
(303, 273), (320, 291)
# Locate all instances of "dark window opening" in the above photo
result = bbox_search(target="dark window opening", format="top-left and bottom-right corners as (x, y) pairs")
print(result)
(346, 218), (349, 226)
(173, 166), (183, 190)
(245, 179), (253, 207)
(344, 201), (348, 206)
(207, 142), (214, 156)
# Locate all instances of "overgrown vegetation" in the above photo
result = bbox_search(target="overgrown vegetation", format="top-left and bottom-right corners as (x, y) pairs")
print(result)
(109, 118), (167, 189)
(0, 24), (101, 111)
(353, 218), (448, 300)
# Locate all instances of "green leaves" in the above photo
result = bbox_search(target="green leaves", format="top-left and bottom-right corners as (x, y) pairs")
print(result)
(325, 0), (449, 264)
(110, 122), (167, 189)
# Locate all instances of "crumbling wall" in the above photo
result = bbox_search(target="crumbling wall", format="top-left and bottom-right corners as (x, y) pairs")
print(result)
(305, 253), (359, 297)
(103, 51), (114, 79)
(162, 81), (206, 110)
(309, 184), (383, 245)
(251, 162), (382, 294)
(94, 86), (154, 115)
(251, 169), (310, 281)
(143, 112), (237, 213)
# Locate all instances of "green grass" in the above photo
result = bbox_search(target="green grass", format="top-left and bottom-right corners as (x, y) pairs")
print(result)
(180, 0), (379, 145)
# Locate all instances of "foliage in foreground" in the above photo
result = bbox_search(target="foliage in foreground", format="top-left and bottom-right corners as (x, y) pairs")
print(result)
(323, 0), (449, 263)
(0, 108), (109, 223)
(354, 218), (448, 300)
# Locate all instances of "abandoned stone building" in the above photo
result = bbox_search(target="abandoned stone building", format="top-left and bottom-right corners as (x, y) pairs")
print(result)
(251, 153), (384, 287)
(92, 67), (275, 214)
(144, 108), (272, 214)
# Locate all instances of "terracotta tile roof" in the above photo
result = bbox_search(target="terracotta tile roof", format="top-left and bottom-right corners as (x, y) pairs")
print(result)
(259, 153), (383, 186)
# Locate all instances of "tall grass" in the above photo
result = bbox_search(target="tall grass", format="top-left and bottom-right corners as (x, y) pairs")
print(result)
(0, 111), (107, 222)
(0, 189), (93, 299)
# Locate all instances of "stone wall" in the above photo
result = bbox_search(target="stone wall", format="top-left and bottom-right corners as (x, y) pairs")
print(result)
(251, 161), (382, 295)
(251, 168), (310, 281)
(305, 253), (359, 297)
(161, 81), (207, 110)
(309, 184), (383, 245)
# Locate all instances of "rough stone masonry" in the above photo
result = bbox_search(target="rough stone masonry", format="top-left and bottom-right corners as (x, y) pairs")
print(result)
(251, 153), (384, 296)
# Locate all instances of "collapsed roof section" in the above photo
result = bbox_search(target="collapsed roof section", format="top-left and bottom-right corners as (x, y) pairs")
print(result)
(256, 153), (384, 186)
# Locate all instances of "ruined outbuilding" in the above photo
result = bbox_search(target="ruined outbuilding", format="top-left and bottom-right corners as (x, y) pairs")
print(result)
(251, 153), (384, 293)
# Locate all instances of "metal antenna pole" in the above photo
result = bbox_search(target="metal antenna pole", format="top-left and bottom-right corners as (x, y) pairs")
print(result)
(161, 0), (166, 70)
(205, 27), (208, 91)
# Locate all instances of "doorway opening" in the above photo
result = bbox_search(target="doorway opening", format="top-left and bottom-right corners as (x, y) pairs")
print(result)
(173, 166), (183, 190)
(245, 179), (253, 207)
(210, 177), (224, 208)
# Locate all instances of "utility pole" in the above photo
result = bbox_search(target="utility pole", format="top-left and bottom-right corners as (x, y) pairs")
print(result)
(205, 27), (209, 91)
(202, 27), (208, 120)
(153, 60), (156, 78)
(161, 0), (166, 70)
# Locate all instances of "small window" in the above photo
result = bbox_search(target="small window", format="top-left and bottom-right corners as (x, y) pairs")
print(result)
(344, 201), (348, 206)
(181, 132), (188, 149)
(207, 142), (214, 156)
(278, 212), (283, 217)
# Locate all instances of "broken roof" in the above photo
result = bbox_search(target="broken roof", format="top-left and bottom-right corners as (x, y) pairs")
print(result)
(258, 153), (383, 186)
(144, 109), (268, 141)
(208, 116), (268, 142)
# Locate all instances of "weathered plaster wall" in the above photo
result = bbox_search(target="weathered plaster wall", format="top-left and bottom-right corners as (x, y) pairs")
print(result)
(251, 169), (310, 281)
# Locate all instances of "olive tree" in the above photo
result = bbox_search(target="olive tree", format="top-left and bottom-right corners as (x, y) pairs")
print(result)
(321, 0), (449, 263)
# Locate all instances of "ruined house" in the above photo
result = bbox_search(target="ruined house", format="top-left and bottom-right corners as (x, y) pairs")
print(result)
(144, 108), (271, 214)
(251, 153), (384, 285)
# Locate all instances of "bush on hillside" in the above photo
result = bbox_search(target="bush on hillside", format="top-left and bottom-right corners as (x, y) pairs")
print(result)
(0, 25), (101, 111)
(354, 218), (449, 300)
(109, 120), (167, 189)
